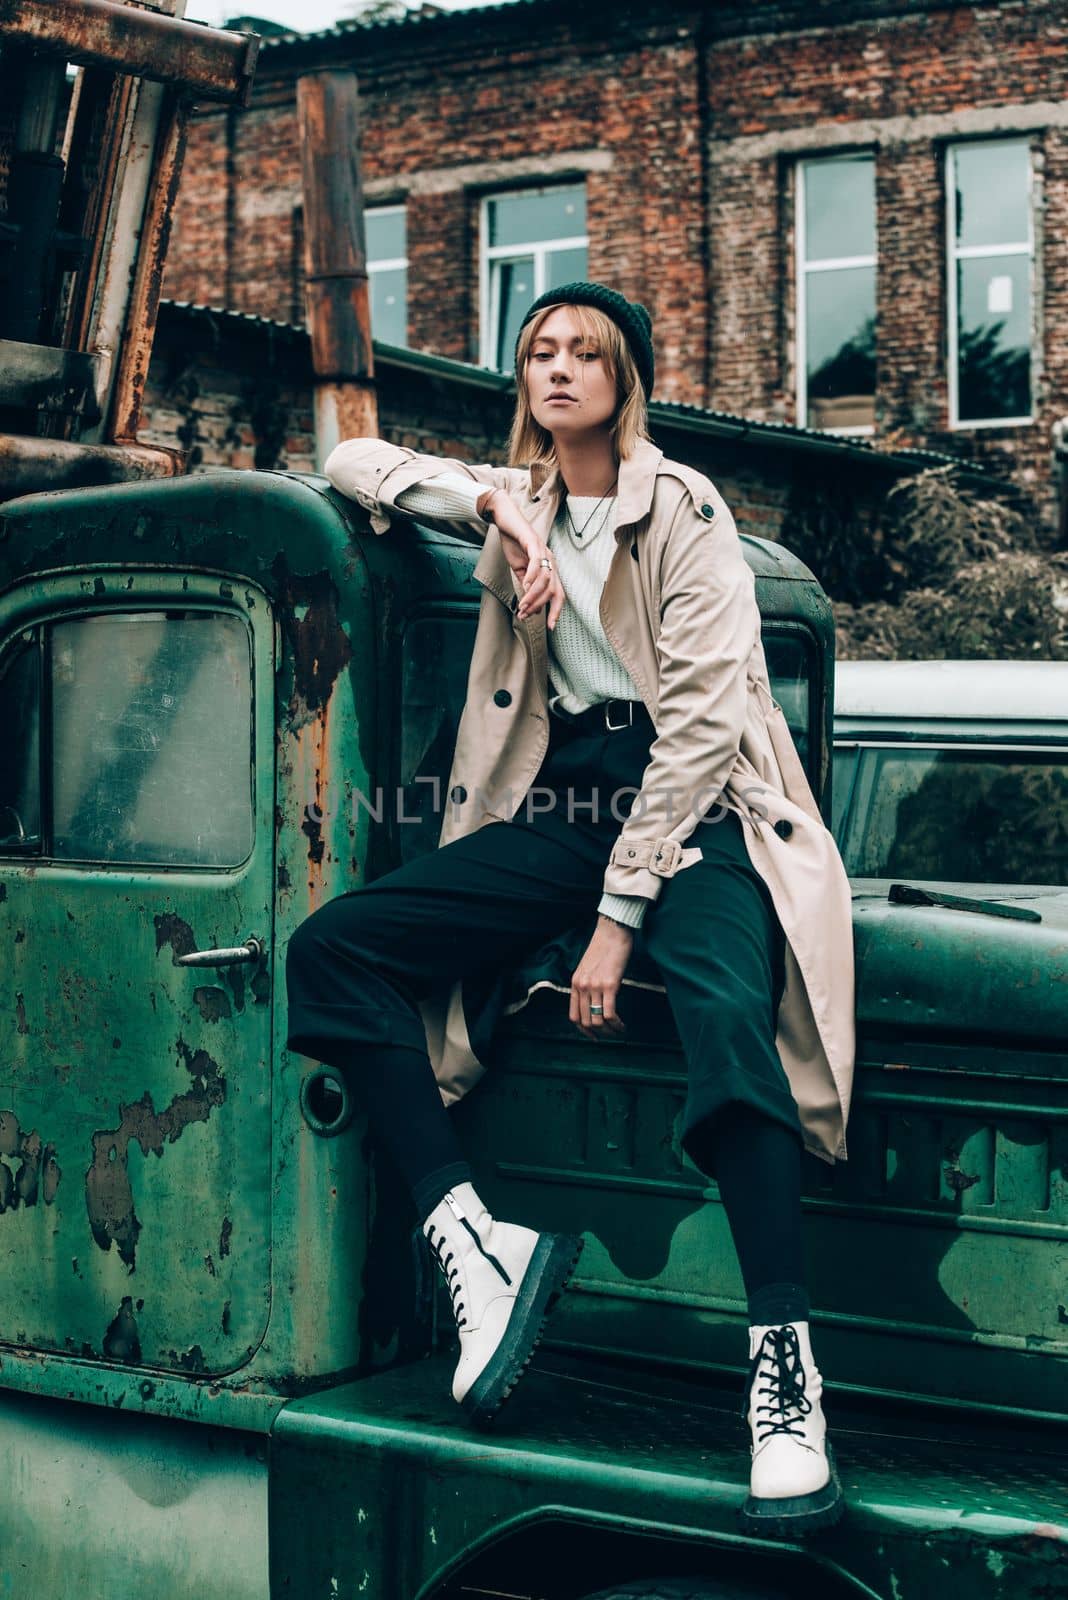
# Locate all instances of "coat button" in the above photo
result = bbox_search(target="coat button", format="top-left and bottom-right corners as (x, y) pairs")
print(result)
(450, 785), (467, 804)
(774, 818), (793, 840)
(700, 502), (714, 520)
(493, 689), (512, 707)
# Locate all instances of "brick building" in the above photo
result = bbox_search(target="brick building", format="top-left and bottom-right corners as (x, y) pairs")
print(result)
(161, 0), (1067, 536)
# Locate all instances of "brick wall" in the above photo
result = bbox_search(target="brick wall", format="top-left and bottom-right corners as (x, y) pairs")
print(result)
(704, 0), (1068, 532)
(163, 0), (1064, 532)
(167, 4), (708, 404)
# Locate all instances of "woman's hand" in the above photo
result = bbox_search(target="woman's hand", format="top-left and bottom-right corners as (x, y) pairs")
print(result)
(570, 916), (632, 1040)
(478, 489), (566, 629)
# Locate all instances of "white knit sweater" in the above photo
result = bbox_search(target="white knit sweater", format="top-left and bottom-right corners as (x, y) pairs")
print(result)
(394, 472), (647, 929)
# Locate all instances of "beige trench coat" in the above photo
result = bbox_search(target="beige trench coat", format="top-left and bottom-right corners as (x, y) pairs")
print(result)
(325, 435), (855, 1163)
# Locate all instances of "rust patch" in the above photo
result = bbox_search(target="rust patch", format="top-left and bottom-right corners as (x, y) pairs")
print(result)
(103, 1297), (142, 1365)
(301, 803), (325, 865)
(219, 1216), (232, 1258)
(85, 1041), (226, 1269)
(277, 860), (292, 892)
(14, 993), (28, 1035)
(170, 1343), (207, 1373)
(277, 569), (353, 725)
(154, 913), (197, 964)
(0, 1113), (61, 1210)
(193, 986), (232, 1023)
(943, 1161), (980, 1194)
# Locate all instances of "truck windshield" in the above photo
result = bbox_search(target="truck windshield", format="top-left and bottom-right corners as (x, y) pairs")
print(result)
(836, 745), (1068, 886)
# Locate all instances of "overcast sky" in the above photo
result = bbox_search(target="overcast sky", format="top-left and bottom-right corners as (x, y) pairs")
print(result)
(184, 0), (504, 30)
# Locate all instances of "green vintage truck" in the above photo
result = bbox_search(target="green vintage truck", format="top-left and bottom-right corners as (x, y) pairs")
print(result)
(0, 468), (1065, 1600)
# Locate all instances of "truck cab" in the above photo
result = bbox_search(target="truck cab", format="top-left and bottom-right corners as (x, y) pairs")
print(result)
(0, 470), (1064, 1600)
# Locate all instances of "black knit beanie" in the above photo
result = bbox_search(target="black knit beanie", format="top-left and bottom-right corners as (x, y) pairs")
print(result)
(515, 281), (655, 398)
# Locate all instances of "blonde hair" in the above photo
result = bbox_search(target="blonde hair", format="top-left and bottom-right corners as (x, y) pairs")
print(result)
(507, 302), (651, 469)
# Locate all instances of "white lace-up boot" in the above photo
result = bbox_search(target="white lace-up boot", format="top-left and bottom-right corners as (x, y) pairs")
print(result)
(420, 1181), (583, 1425)
(738, 1320), (845, 1536)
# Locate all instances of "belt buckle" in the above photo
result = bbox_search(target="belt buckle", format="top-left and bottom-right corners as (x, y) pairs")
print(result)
(604, 699), (634, 732)
(650, 838), (682, 876)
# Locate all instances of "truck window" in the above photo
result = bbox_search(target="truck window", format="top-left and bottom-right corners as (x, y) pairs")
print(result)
(0, 631), (42, 850)
(396, 613), (820, 864)
(840, 745), (1068, 886)
(762, 629), (815, 780)
(0, 610), (254, 868)
(397, 610), (477, 864)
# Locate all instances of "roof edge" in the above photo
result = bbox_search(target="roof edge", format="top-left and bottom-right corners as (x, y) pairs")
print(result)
(156, 296), (993, 479)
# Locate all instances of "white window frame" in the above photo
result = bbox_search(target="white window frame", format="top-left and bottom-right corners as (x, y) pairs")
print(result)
(946, 139), (1034, 430)
(795, 154), (877, 437)
(478, 186), (588, 371)
(366, 204), (408, 345)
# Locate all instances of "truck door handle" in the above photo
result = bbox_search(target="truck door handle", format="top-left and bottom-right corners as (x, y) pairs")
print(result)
(176, 936), (267, 968)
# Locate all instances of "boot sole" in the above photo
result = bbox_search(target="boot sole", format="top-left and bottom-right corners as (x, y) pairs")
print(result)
(461, 1231), (584, 1428)
(736, 1440), (846, 1540)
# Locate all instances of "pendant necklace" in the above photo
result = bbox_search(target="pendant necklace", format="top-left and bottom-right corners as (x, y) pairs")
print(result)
(564, 479), (618, 549)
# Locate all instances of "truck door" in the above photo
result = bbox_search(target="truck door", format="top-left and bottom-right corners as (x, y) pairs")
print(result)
(0, 571), (274, 1376)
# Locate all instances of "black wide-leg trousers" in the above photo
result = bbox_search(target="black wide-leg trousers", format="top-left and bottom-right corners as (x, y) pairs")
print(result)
(285, 708), (810, 1320)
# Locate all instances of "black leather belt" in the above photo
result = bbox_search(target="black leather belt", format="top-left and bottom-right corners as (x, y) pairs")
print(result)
(550, 698), (651, 736)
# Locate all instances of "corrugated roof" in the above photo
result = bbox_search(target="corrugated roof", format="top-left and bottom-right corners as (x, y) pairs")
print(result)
(157, 296), (987, 476)
(255, 0), (541, 50)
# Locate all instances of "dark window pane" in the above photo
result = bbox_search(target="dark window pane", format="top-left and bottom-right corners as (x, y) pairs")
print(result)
(0, 630), (41, 849)
(842, 748), (1068, 886)
(398, 613), (478, 863)
(763, 632), (814, 783)
(804, 156), (875, 261)
(493, 255), (536, 369)
(805, 265), (875, 429)
(488, 185), (586, 249)
(546, 245), (588, 291)
(954, 142), (1030, 249)
(370, 265), (407, 347)
(51, 611), (253, 867)
(365, 207), (406, 263)
(957, 254), (1031, 420)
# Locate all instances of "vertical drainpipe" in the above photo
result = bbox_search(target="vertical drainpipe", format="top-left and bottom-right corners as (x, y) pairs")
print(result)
(296, 69), (379, 466)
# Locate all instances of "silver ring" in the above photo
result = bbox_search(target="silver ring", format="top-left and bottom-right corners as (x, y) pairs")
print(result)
(589, 1004), (604, 1015)
(539, 558), (553, 571)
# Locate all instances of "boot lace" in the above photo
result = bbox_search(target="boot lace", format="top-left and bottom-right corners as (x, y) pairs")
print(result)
(422, 1223), (467, 1328)
(743, 1325), (812, 1444)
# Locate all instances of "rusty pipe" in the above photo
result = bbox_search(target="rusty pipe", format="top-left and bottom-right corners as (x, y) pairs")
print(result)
(0, 435), (183, 502)
(297, 70), (379, 462)
(0, 0), (259, 106)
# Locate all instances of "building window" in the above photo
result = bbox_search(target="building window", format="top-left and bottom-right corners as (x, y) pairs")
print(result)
(366, 205), (408, 349)
(796, 154), (876, 434)
(947, 140), (1033, 427)
(480, 184), (588, 371)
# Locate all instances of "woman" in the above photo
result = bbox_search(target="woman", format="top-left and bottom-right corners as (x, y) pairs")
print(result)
(286, 282), (854, 1537)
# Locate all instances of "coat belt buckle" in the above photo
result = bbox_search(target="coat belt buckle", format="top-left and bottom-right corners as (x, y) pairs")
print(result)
(650, 838), (682, 876)
(605, 699), (634, 732)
